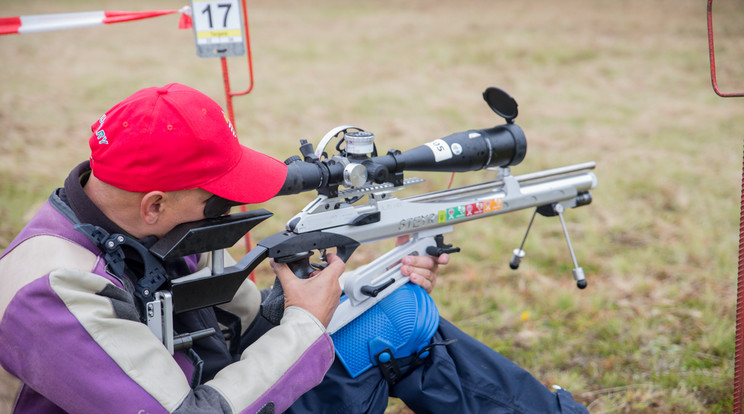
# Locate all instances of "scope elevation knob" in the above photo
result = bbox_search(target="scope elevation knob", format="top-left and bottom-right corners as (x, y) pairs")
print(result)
(345, 131), (375, 157)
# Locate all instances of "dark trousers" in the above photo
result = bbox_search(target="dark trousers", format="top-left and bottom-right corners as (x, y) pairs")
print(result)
(242, 316), (589, 414)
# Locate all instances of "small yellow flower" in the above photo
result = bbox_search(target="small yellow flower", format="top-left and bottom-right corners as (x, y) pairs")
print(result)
(520, 311), (530, 322)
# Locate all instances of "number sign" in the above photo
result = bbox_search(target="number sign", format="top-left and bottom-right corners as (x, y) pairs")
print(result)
(191, 0), (245, 57)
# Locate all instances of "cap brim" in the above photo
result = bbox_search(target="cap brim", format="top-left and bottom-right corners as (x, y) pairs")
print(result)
(200, 146), (287, 204)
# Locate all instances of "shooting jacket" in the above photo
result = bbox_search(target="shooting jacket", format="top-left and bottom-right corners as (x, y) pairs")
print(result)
(0, 163), (334, 414)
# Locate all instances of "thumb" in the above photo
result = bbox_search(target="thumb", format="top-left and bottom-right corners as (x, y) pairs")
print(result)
(270, 259), (296, 287)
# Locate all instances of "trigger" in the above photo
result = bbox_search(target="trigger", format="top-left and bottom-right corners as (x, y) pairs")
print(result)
(311, 248), (330, 272)
(311, 262), (329, 271)
(276, 252), (315, 279)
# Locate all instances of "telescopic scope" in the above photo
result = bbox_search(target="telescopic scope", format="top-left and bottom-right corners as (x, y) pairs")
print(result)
(277, 123), (526, 196)
(277, 87), (527, 196)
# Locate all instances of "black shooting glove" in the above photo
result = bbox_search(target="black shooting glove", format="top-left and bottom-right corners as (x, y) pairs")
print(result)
(260, 256), (318, 325)
(260, 277), (285, 325)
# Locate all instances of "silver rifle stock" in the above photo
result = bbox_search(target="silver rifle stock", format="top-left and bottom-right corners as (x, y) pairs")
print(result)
(283, 162), (597, 333)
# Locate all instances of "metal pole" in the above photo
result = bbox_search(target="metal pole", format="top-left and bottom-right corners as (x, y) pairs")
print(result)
(219, 0), (257, 278)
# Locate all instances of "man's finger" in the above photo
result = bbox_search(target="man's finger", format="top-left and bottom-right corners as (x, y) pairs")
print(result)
(402, 255), (436, 269)
(270, 259), (296, 286)
(409, 272), (435, 294)
(437, 253), (451, 265)
(314, 254), (345, 280)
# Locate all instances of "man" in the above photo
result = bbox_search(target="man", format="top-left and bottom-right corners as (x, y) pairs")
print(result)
(0, 83), (587, 413)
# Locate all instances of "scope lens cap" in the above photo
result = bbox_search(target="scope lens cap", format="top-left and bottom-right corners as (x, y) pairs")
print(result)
(483, 87), (518, 123)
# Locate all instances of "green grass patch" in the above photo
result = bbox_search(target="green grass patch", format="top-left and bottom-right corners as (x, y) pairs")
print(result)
(2, 0), (743, 412)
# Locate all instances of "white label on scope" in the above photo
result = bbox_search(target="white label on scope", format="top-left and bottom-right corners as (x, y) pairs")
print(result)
(425, 139), (453, 162)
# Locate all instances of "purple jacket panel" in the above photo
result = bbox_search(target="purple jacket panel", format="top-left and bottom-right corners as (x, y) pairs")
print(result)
(0, 277), (169, 413)
(0, 199), (173, 412)
(14, 387), (66, 414)
(243, 334), (335, 414)
(1, 201), (97, 262)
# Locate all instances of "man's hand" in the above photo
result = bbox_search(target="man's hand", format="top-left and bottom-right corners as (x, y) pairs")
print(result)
(396, 236), (450, 294)
(271, 254), (345, 328)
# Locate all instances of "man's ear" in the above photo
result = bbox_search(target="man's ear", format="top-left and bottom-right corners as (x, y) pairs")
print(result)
(140, 191), (166, 225)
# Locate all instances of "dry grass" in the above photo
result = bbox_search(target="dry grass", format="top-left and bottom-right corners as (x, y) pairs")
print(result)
(2, 0), (744, 412)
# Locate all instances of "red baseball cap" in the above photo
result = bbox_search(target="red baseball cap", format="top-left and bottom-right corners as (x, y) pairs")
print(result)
(89, 83), (287, 204)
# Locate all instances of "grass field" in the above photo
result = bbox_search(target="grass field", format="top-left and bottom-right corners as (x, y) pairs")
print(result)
(2, 0), (744, 412)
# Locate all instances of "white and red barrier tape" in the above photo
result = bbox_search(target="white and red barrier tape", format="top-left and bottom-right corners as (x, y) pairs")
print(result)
(0, 7), (192, 35)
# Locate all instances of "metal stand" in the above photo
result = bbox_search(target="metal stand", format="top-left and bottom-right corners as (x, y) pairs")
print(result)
(510, 203), (588, 289)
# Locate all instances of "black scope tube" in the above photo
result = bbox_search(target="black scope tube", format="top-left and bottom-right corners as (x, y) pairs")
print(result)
(365, 124), (526, 183)
(278, 160), (344, 195)
(277, 123), (526, 195)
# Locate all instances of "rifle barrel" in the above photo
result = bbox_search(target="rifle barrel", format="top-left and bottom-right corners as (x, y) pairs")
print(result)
(403, 162), (596, 203)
